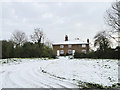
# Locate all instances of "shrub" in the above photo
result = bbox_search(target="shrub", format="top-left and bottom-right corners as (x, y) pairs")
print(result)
(74, 52), (87, 58)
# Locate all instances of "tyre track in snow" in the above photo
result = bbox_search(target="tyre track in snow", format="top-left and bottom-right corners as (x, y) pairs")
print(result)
(3, 68), (42, 88)
(23, 64), (78, 88)
(20, 67), (54, 88)
(30, 67), (77, 88)
(4, 64), (52, 88)
(10, 69), (46, 88)
(3, 72), (21, 88)
(27, 68), (64, 88)
(2, 62), (79, 88)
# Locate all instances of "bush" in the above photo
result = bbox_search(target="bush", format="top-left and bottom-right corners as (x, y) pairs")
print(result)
(74, 47), (120, 59)
(2, 40), (55, 59)
(74, 52), (86, 58)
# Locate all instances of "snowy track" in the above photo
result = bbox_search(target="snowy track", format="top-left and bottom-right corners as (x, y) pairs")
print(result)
(0, 58), (118, 88)
(1, 61), (79, 88)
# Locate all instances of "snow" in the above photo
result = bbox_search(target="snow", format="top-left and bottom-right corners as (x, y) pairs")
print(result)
(53, 40), (88, 45)
(42, 58), (118, 86)
(0, 57), (118, 88)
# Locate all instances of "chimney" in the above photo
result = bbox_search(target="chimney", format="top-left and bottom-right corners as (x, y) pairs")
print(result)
(65, 35), (68, 41)
(87, 39), (89, 44)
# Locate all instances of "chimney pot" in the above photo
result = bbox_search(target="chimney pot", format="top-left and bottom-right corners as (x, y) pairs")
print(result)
(87, 39), (89, 43)
(65, 35), (68, 41)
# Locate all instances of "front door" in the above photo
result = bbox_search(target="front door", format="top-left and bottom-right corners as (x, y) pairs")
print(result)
(72, 50), (75, 55)
(57, 50), (60, 56)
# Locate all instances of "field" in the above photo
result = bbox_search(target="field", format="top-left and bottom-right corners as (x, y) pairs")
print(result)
(0, 57), (119, 89)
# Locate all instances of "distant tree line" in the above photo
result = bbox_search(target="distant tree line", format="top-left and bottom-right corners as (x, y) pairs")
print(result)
(1, 28), (56, 59)
(74, 30), (120, 59)
(1, 1), (120, 59)
(2, 40), (55, 59)
(74, 1), (120, 59)
(1, 29), (120, 59)
(74, 47), (120, 59)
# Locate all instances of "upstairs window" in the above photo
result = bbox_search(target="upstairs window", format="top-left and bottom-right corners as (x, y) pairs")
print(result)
(68, 45), (72, 48)
(82, 44), (86, 48)
(60, 45), (64, 48)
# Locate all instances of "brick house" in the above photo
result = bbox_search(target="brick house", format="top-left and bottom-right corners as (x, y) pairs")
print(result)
(53, 35), (89, 56)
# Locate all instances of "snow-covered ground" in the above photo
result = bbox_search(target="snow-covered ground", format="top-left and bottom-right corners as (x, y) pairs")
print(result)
(0, 57), (118, 88)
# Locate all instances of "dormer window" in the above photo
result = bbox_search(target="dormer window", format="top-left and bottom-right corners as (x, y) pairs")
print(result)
(60, 45), (64, 48)
(68, 45), (72, 48)
(82, 44), (86, 48)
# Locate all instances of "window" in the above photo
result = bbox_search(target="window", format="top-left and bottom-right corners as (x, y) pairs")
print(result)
(60, 45), (64, 48)
(60, 50), (64, 54)
(82, 44), (86, 48)
(68, 50), (72, 54)
(82, 49), (86, 53)
(68, 45), (72, 48)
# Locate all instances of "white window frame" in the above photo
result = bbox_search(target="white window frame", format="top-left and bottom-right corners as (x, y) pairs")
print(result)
(82, 44), (86, 48)
(68, 45), (72, 48)
(60, 45), (64, 48)
(60, 50), (64, 54)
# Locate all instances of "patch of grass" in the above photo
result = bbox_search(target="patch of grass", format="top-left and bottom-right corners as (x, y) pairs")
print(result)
(56, 76), (66, 79)
(85, 83), (104, 89)
(77, 81), (104, 89)
(77, 81), (120, 89)
(41, 70), (47, 73)
(13, 59), (17, 62)
(72, 79), (76, 81)
(41, 68), (66, 80)
(2, 61), (7, 64)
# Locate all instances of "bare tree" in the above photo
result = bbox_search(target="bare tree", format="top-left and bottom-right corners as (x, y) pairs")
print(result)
(94, 31), (111, 51)
(30, 28), (45, 44)
(11, 30), (27, 47)
(45, 38), (52, 48)
(105, 1), (120, 46)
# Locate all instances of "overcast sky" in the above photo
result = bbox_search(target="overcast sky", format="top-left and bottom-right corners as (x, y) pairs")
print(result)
(1, 1), (113, 44)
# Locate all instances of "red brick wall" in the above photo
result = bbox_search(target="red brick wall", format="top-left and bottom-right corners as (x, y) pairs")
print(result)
(53, 44), (89, 56)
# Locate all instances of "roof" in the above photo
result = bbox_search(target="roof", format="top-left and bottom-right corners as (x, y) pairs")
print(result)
(53, 40), (88, 45)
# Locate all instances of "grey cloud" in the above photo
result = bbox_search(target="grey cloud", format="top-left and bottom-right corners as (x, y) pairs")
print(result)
(1, 2), (111, 43)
